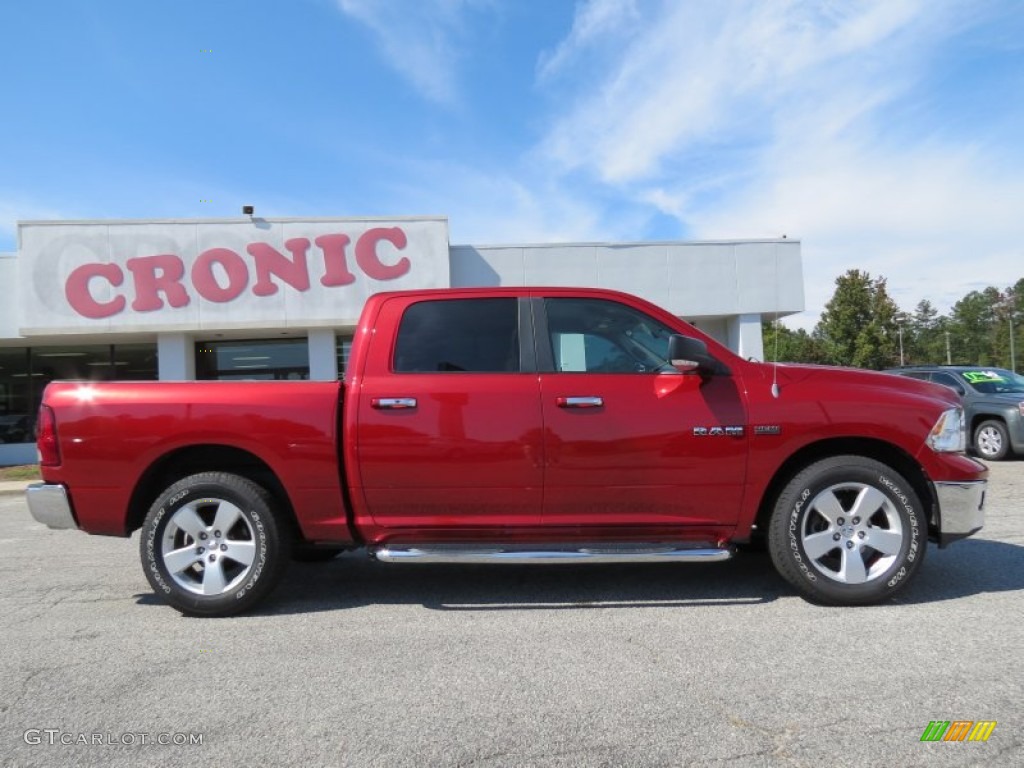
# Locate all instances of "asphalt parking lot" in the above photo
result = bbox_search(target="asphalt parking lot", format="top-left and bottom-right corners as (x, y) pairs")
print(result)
(1, 462), (1022, 767)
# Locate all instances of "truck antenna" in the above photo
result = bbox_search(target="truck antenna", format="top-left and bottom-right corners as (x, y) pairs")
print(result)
(771, 245), (780, 398)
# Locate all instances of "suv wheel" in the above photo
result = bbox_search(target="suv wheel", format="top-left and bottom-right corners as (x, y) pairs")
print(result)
(974, 419), (1010, 461)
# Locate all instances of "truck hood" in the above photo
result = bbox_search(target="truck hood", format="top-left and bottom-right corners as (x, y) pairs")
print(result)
(767, 363), (961, 408)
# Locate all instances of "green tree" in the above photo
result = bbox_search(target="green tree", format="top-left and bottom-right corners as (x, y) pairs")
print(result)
(906, 299), (949, 364)
(949, 287), (1001, 365)
(1010, 278), (1024, 374)
(814, 270), (900, 369)
(990, 279), (1024, 372)
(761, 320), (826, 364)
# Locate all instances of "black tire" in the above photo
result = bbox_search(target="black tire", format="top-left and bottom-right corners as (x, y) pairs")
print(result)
(292, 546), (343, 563)
(767, 456), (926, 605)
(974, 419), (1010, 461)
(140, 472), (290, 616)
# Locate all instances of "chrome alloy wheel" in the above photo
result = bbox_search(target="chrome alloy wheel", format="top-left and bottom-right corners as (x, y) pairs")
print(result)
(160, 498), (257, 596)
(799, 482), (905, 584)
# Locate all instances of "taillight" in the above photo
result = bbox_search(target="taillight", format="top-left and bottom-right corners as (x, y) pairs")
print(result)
(36, 405), (61, 466)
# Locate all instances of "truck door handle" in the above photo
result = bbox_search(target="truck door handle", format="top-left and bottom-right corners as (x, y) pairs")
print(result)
(372, 398), (418, 410)
(556, 396), (604, 408)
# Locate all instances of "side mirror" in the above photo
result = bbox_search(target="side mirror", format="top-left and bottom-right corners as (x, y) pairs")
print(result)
(667, 335), (717, 375)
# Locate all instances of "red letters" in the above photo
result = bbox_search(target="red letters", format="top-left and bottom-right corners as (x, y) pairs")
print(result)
(192, 248), (249, 303)
(65, 263), (127, 319)
(125, 255), (190, 312)
(61, 228), (415, 319)
(316, 234), (356, 287)
(248, 239), (312, 296)
(356, 227), (411, 280)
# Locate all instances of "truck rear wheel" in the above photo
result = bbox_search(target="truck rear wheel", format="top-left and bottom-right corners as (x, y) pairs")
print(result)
(767, 456), (926, 605)
(140, 472), (290, 616)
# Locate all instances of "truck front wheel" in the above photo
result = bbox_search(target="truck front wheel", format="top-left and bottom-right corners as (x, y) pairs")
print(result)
(767, 456), (926, 605)
(140, 472), (290, 616)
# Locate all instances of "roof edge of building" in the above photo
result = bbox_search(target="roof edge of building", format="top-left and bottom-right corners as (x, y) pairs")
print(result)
(17, 215), (450, 228)
(451, 238), (799, 249)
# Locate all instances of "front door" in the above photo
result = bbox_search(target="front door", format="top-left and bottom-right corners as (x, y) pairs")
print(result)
(537, 296), (749, 529)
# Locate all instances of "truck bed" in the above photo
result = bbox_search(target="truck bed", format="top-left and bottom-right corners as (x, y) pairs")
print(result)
(38, 380), (350, 541)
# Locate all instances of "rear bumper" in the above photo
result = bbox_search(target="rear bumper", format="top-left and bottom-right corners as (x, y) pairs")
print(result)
(933, 479), (986, 548)
(26, 483), (78, 530)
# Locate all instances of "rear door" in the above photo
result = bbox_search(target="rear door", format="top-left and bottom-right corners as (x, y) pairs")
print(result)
(355, 295), (544, 530)
(536, 295), (749, 529)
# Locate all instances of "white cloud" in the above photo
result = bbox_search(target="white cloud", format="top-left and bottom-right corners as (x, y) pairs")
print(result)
(375, 159), (634, 245)
(540, 0), (934, 183)
(337, 0), (489, 105)
(536, 0), (641, 82)
(534, 0), (1023, 326)
(692, 138), (1024, 330)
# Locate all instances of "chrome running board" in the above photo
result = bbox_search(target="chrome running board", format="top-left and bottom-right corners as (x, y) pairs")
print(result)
(371, 544), (733, 565)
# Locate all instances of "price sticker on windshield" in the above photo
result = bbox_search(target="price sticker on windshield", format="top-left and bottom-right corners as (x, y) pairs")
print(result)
(962, 371), (1007, 384)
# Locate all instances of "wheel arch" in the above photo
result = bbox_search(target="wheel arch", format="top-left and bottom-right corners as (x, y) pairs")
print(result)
(754, 438), (936, 541)
(127, 444), (299, 539)
(970, 412), (1006, 435)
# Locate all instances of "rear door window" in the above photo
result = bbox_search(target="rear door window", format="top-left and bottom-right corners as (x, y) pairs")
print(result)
(393, 298), (520, 373)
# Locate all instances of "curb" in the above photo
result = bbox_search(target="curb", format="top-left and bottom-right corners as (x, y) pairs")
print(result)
(0, 483), (31, 497)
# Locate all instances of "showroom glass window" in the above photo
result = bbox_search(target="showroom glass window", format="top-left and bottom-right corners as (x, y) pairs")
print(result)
(0, 348), (31, 444)
(337, 338), (353, 379)
(0, 344), (157, 444)
(196, 339), (310, 380)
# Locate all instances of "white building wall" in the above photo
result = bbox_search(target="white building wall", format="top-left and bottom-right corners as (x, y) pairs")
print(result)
(450, 239), (801, 356)
(727, 314), (765, 361)
(687, 317), (730, 348)
(0, 255), (19, 340)
(449, 239), (803, 319)
(157, 333), (196, 380)
(16, 217), (451, 336)
(308, 329), (338, 381)
(4, 227), (803, 368)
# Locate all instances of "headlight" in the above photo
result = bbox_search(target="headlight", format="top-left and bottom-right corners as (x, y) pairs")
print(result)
(927, 407), (966, 453)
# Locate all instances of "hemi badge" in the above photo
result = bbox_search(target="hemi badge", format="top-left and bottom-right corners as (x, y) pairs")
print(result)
(754, 425), (782, 436)
(693, 426), (745, 437)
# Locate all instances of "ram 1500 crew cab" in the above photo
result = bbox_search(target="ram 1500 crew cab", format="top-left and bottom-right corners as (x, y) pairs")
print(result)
(27, 287), (987, 615)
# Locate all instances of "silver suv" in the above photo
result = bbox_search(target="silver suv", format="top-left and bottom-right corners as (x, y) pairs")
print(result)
(885, 366), (1024, 460)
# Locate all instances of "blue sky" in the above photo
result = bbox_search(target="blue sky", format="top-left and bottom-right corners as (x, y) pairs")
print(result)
(2, 0), (1022, 328)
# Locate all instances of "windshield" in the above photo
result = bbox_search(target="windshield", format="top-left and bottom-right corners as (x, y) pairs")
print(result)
(960, 369), (1024, 395)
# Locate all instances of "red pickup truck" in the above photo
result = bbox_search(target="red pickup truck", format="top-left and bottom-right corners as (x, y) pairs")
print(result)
(27, 287), (987, 615)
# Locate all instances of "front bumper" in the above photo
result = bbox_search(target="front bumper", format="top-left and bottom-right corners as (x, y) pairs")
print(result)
(1008, 412), (1024, 454)
(26, 483), (78, 530)
(933, 479), (986, 548)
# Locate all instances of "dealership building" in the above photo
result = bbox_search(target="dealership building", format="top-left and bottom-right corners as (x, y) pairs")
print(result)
(0, 216), (804, 464)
